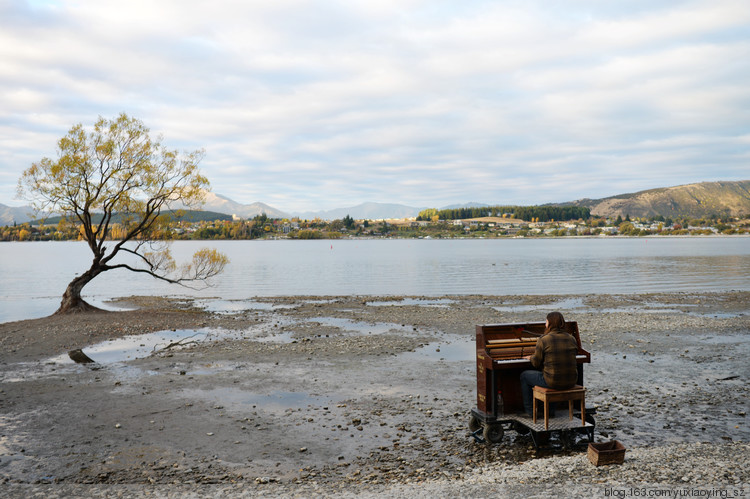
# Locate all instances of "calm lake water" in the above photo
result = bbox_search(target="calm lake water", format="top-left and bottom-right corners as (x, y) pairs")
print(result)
(1, 237), (749, 323)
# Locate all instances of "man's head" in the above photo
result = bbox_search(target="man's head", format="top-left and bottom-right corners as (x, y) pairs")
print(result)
(546, 311), (565, 331)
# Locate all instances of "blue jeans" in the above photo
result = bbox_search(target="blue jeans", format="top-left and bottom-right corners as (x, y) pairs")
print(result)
(520, 370), (555, 416)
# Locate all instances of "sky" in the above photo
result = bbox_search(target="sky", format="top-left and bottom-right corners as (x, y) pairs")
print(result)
(1, 0), (749, 213)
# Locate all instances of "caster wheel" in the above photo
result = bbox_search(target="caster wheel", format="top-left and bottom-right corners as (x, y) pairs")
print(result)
(483, 423), (504, 444)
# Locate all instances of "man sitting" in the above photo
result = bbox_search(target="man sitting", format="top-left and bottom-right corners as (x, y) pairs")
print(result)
(520, 311), (578, 417)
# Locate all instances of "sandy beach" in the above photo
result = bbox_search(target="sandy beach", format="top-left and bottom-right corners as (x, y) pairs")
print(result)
(1, 292), (748, 497)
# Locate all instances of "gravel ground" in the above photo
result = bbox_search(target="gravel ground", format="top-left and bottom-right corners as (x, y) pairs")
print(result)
(0, 292), (748, 498)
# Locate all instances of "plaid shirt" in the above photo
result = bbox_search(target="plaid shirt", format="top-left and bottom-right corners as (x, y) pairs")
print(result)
(530, 328), (578, 389)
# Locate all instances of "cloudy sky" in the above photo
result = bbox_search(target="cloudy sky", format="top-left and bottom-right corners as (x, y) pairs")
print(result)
(1, 0), (748, 212)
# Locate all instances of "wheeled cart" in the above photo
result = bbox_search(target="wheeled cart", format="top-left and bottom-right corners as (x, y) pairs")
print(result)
(469, 322), (595, 448)
(469, 407), (595, 448)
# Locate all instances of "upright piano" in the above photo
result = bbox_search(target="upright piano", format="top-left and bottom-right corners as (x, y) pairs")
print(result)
(474, 321), (591, 419)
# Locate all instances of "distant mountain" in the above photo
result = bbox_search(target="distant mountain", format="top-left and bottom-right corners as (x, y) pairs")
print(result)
(1, 192), (287, 225)
(5, 180), (748, 225)
(2, 193), (286, 225)
(193, 192), (289, 219)
(0, 203), (36, 225)
(567, 180), (750, 219)
(294, 202), (426, 221)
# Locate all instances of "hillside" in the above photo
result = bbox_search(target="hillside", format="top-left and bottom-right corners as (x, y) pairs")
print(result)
(569, 180), (750, 219)
(30, 210), (233, 225)
(0, 204), (36, 225)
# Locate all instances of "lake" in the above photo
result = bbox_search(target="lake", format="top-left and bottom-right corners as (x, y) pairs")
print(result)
(1, 237), (749, 323)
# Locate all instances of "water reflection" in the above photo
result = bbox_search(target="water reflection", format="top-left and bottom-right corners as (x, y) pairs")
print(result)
(45, 323), (299, 365)
(46, 328), (246, 364)
(2, 238), (750, 323)
(401, 335), (475, 362)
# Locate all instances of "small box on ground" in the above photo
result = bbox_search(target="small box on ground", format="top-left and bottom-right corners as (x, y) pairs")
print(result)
(587, 440), (626, 466)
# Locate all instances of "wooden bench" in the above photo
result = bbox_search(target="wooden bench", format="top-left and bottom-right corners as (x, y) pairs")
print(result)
(533, 385), (586, 430)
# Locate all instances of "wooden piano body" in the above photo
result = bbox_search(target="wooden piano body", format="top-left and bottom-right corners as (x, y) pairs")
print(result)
(475, 321), (591, 419)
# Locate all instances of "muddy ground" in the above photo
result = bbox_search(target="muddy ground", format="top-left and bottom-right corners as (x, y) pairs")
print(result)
(0, 292), (748, 494)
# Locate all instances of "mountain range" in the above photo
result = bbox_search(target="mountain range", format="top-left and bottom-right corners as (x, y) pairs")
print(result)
(174, 193), (427, 220)
(2, 180), (748, 225)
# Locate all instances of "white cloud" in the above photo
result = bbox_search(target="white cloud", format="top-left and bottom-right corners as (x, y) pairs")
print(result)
(578, 0), (750, 49)
(1, 0), (748, 211)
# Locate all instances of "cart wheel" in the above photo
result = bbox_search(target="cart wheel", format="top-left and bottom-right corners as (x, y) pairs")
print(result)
(469, 413), (481, 432)
(483, 423), (504, 444)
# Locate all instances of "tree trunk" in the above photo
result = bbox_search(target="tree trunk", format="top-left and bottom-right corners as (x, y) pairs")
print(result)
(55, 267), (105, 315)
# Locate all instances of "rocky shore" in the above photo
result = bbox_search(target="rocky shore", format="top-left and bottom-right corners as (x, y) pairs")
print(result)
(0, 292), (748, 497)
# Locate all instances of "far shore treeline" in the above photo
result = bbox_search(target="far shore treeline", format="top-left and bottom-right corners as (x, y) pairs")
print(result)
(417, 205), (590, 222)
(1, 205), (748, 242)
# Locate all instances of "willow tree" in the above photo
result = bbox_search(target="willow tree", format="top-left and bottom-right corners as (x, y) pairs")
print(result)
(17, 113), (229, 314)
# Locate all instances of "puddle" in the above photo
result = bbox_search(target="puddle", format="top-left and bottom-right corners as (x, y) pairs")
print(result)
(305, 317), (412, 335)
(1, 323), (306, 382)
(367, 298), (455, 308)
(254, 329), (299, 344)
(44, 323), (306, 366)
(180, 387), (340, 415)
(401, 335), (475, 362)
(45, 328), (249, 365)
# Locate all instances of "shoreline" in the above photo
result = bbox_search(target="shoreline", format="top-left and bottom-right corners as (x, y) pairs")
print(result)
(3, 288), (750, 332)
(2, 233), (750, 244)
(0, 292), (748, 497)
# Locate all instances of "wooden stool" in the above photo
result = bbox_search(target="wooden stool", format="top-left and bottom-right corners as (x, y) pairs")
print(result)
(533, 385), (586, 430)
